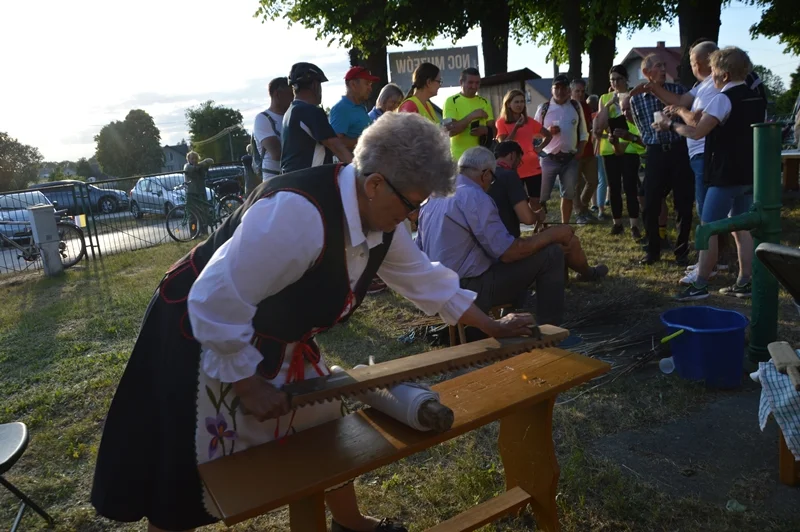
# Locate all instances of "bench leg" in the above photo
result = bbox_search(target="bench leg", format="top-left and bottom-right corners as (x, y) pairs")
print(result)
(289, 491), (326, 531)
(779, 428), (800, 486)
(498, 398), (560, 532)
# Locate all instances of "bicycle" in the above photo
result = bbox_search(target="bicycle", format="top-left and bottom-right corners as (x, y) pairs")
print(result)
(165, 183), (243, 242)
(0, 211), (87, 269)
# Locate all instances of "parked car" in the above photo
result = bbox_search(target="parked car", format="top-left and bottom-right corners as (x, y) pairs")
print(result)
(28, 180), (129, 215)
(129, 174), (212, 219)
(206, 165), (245, 194)
(0, 191), (53, 246)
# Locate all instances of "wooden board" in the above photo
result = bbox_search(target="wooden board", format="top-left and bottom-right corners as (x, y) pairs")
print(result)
(199, 346), (609, 526)
(767, 341), (800, 391)
(425, 486), (531, 532)
(284, 325), (570, 408)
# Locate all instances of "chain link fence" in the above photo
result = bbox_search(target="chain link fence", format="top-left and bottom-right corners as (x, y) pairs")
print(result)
(0, 163), (245, 276)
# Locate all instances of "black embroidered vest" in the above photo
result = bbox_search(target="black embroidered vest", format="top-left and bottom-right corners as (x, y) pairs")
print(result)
(160, 164), (395, 379)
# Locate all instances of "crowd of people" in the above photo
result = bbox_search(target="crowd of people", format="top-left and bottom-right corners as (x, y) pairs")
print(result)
(247, 40), (766, 304)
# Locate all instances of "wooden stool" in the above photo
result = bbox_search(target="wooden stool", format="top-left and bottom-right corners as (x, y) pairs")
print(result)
(779, 428), (800, 486)
(448, 304), (512, 347)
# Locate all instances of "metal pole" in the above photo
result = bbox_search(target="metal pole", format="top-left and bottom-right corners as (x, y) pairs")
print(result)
(749, 122), (783, 362)
(228, 131), (234, 164)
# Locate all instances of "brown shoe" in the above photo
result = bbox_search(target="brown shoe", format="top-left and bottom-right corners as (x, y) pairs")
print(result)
(367, 278), (388, 295)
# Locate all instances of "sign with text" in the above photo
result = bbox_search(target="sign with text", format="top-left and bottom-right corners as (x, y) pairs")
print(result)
(389, 46), (480, 90)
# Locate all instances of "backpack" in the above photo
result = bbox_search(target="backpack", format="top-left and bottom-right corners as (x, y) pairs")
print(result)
(249, 111), (281, 179)
(539, 99), (585, 144)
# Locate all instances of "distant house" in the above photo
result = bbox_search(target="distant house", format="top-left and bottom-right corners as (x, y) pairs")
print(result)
(479, 68), (545, 120)
(619, 41), (682, 84)
(162, 144), (190, 172)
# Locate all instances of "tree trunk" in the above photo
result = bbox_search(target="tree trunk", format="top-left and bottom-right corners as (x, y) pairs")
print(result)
(562, 0), (584, 81)
(349, 42), (388, 110)
(588, 31), (616, 96)
(677, 0), (722, 87)
(479, 0), (510, 76)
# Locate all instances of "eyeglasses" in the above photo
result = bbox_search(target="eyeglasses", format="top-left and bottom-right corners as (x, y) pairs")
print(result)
(383, 176), (421, 213)
(461, 166), (496, 185)
(431, 78), (442, 84)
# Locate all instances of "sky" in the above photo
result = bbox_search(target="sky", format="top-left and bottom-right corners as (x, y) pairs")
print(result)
(0, 0), (797, 162)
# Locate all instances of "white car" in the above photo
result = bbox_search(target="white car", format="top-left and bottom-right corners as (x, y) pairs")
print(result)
(129, 175), (212, 218)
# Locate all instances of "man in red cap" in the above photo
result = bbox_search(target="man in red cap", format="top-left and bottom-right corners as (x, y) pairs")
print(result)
(330, 66), (380, 153)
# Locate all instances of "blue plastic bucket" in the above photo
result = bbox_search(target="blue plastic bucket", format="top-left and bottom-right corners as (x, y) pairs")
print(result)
(660, 306), (749, 388)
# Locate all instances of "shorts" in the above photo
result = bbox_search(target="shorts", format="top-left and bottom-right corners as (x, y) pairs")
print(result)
(540, 156), (579, 202)
(701, 185), (753, 224)
(520, 174), (542, 198)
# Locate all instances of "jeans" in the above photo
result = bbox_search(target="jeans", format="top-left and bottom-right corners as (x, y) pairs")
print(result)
(596, 155), (608, 208)
(690, 154), (708, 218)
(540, 155), (579, 203)
(701, 185), (754, 223)
(460, 244), (565, 325)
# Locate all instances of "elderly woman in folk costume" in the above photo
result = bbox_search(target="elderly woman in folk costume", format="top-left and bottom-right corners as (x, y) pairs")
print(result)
(91, 111), (535, 532)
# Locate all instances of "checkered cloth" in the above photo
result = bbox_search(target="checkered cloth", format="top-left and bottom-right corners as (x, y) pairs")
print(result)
(759, 359), (800, 459)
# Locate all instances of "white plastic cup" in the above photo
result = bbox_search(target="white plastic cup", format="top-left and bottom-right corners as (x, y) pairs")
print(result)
(552, 119), (561, 128)
(659, 356), (675, 374)
(653, 111), (664, 123)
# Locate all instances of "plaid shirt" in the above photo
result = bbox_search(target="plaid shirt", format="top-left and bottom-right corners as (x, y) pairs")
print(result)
(630, 82), (687, 145)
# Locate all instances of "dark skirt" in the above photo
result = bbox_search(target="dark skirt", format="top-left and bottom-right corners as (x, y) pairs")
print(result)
(91, 286), (217, 531)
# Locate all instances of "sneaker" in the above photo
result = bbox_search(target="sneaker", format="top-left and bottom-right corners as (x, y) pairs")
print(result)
(675, 283), (710, 301)
(590, 205), (599, 213)
(367, 278), (388, 295)
(685, 262), (729, 273)
(575, 214), (591, 225)
(610, 224), (624, 235)
(631, 226), (642, 240)
(719, 281), (752, 298)
(679, 268), (718, 285)
(577, 264), (609, 282)
(597, 212), (606, 221)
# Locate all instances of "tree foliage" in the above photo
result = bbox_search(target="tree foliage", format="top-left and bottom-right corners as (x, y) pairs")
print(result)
(0, 132), (43, 191)
(774, 63), (800, 117)
(185, 100), (250, 163)
(95, 110), (164, 177)
(76, 157), (93, 178)
(749, 0), (800, 55)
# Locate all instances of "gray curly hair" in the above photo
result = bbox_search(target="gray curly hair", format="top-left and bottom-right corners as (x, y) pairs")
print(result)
(353, 112), (455, 196)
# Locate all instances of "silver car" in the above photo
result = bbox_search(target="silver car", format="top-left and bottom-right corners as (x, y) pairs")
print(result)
(129, 175), (212, 218)
(0, 191), (53, 245)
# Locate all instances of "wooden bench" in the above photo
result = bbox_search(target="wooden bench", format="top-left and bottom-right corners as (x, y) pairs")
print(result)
(199, 347), (609, 531)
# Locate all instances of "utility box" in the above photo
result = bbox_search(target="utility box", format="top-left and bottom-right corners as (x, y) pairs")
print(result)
(27, 205), (63, 277)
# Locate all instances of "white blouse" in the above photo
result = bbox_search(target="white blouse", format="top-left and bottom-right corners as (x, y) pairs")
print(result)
(187, 164), (477, 383)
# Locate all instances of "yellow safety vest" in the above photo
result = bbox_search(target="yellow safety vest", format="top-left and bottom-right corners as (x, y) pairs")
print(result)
(402, 95), (438, 124)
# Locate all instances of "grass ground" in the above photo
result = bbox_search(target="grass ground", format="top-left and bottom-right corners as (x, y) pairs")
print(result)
(1, 200), (799, 531)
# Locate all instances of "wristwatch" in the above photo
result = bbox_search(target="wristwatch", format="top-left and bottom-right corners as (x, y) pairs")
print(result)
(669, 120), (677, 133)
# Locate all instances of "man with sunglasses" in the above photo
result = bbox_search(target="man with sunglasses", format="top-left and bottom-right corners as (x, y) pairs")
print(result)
(92, 113), (537, 532)
(416, 146), (607, 322)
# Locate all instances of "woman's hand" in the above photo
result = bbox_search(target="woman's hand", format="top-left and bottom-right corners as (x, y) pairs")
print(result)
(516, 115), (526, 127)
(663, 105), (684, 118)
(612, 128), (630, 140)
(490, 312), (537, 338)
(232, 374), (291, 422)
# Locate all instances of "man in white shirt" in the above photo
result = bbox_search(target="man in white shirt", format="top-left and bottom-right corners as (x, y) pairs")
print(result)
(253, 77), (293, 180)
(643, 41), (719, 217)
(534, 74), (588, 224)
(91, 112), (535, 532)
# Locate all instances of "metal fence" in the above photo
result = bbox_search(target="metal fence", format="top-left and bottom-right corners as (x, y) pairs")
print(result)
(0, 163), (246, 276)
